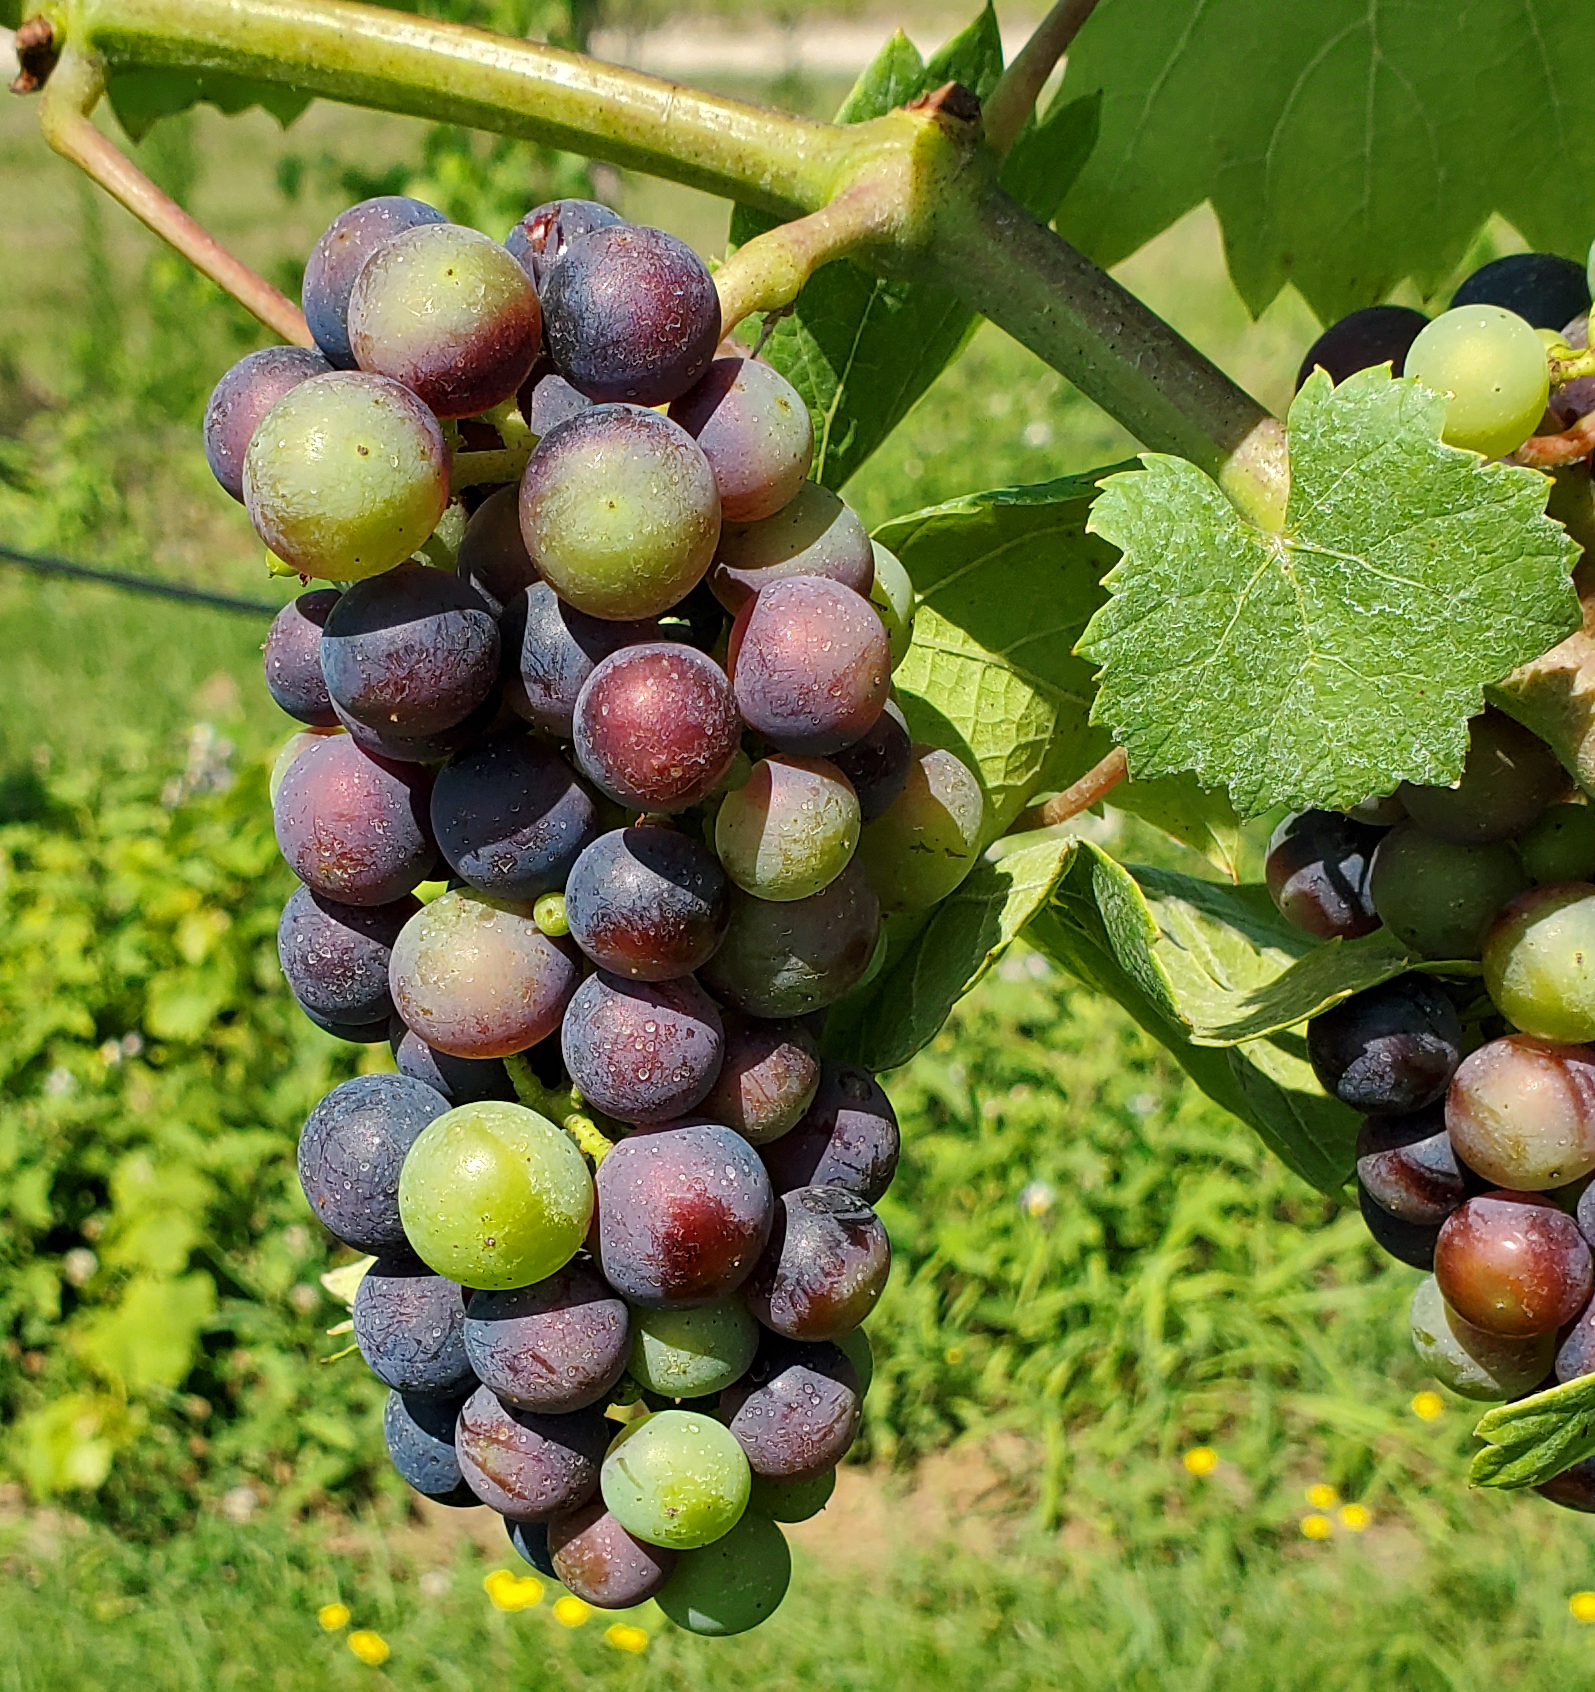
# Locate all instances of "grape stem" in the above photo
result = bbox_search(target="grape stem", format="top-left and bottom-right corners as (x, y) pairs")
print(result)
(37, 45), (312, 345)
(450, 444), (536, 489)
(502, 1053), (618, 1164)
(1510, 413), (1595, 469)
(1006, 746), (1128, 833)
(983, 0), (1103, 159)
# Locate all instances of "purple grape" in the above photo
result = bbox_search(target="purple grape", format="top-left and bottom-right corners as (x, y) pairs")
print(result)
(353, 1256), (477, 1398)
(1551, 314), (1595, 426)
(263, 589), (340, 727)
(1306, 976), (1463, 1116)
(700, 1013), (821, 1146)
(273, 734), (436, 906)
(302, 195), (447, 369)
(499, 582), (660, 740)
(331, 690), (503, 767)
(1294, 305), (1428, 391)
(1264, 809), (1384, 940)
(830, 698), (912, 823)
(297, 1003), (393, 1044)
(720, 1336), (861, 1480)
(760, 1062), (899, 1202)
(1436, 1191), (1592, 1336)
(505, 198), (627, 287)
(670, 359), (816, 526)
(297, 1073), (449, 1254)
(743, 1185), (890, 1342)
(1357, 1183), (1442, 1270)
(730, 576), (889, 756)
(321, 562), (500, 741)
(1451, 252), (1591, 329)
(204, 346), (332, 501)
(561, 972), (725, 1126)
(572, 644), (740, 812)
(1355, 1104), (1473, 1224)
(548, 1498), (678, 1608)
(1539, 1456), (1595, 1512)
(707, 482), (872, 613)
(454, 1387), (607, 1520)
(1556, 1299), (1595, 1383)
(522, 369), (594, 434)
(1397, 708), (1562, 846)
(541, 224), (720, 405)
(593, 1120), (775, 1308)
(462, 1262), (630, 1414)
(389, 1018), (517, 1106)
(506, 1516), (557, 1577)
(278, 884), (418, 1032)
(429, 733), (598, 902)
(384, 1389), (479, 1507)
(455, 485), (539, 614)
(564, 826), (730, 982)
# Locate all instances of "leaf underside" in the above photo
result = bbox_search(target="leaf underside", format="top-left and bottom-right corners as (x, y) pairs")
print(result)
(105, 69), (313, 144)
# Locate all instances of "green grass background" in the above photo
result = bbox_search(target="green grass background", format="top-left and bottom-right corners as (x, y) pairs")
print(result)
(0, 11), (1581, 1685)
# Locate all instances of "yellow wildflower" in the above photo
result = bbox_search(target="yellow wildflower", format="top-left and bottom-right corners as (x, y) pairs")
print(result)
(1339, 1504), (1370, 1532)
(1182, 1446), (1218, 1477)
(553, 1596), (591, 1628)
(1570, 1592), (1595, 1623)
(1305, 1484), (1338, 1510)
(1299, 1514), (1332, 1540)
(483, 1569), (544, 1611)
(605, 1624), (649, 1653)
(347, 1631), (390, 1666)
(318, 1603), (351, 1632)
(1411, 1391), (1445, 1421)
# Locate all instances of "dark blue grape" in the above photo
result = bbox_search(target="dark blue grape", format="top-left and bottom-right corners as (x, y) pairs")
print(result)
(505, 198), (626, 287)
(321, 562), (500, 741)
(742, 1185), (889, 1342)
(204, 347), (332, 501)
(1355, 1104), (1474, 1225)
(1306, 976), (1463, 1115)
(564, 826), (729, 982)
(541, 224), (719, 405)
(263, 590), (340, 727)
(549, 1497), (678, 1608)
(1294, 305), (1428, 390)
(462, 1262), (630, 1414)
(389, 1018), (517, 1106)
(384, 1389), (480, 1507)
(1356, 1182), (1442, 1270)
(278, 885), (417, 1032)
(302, 195), (447, 368)
(455, 485), (539, 614)
(353, 1256), (477, 1398)
(562, 972), (724, 1125)
(1539, 1456), (1595, 1512)
(1452, 253), (1591, 330)
(1555, 1299), (1595, 1384)
(332, 689), (503, 768)
(454, 1387), (607, 1520)
(1264, 809), (1384, 940)
(297, 1074), (449, 1253)
(506, 1516), (558, 1577)
(760, 1062), (899, 1203)
(429, 733), (598, 902)
(830, 699), (911, 823)
(500, 582), (659, 741)
(297, 1003), (393, 1043)
(720, 1336), (861, 1480)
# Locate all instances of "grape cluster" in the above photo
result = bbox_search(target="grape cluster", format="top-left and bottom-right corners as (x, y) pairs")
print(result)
(207, 193), (985, 1634)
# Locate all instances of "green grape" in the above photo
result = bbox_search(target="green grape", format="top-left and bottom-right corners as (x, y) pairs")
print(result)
(746, 1467), (835, 1523)
(1519, 804), (1595, 885)
(714, 754), (861, 902)
(856, 743), (985, 912)
(242, 371), (450, 580)
(833, 1324), (874, 1395)
(867, 540), (915, 669)
(600, 1409), (750, 1550)
(655, 1511), (791, 1635)
(628, 1299), (760, 1399)
(1483, 884), (1595, 1040)
(533, 891), (570, 938)
(397, 1101), (593, 1290)
(1368, 821), (1528, 958)
(1408, 1273), (1554, 1401)
(1405, 305), (1551, 458)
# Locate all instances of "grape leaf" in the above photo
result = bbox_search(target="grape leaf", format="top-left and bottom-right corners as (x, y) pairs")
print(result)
(874, 471), (1128, 838)
(1470, 1373), (1595, 1491)
(728, 6), (1100, 490)
(1079, 367), (1580, 818)
(1054, 0), (1595, 324)
(1109, 772), (1260, 883)
(105, 69), (313, 144)
(825, 836), (1076, 1073)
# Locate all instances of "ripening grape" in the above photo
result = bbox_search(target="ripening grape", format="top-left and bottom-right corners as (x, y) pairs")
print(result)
(548, 1498), (678, 1609)
(715, 755), (861, 902)
(1369, 822), (1528, 958)
(1294, 304), (1429, 391)
(1434, 1191), (1592, 1335)
(1408, 1273), (1555, 1400)
(746, 1468), (835, 1523)
(1306, 976), (1462, 1116)
(454, 1386), (607, 1520)
(593, 1120), (774, 1307)
(204, 346), (332, 502)
(563, 826), (730, 981)
(599, 1409), (750, 1549)
(701, 861), (881, 1018)
(1484, 884), (1595, 1041)
(867, 542), (915, 669)
(499, 582), (659, 740)
(670, 358), (815, 524)
(856, 743), (985, 912)
(1357, 1184), (1443, 1270)
(1405, 304), (1551, 458)
(707, 482), (873, 612)
(268, 725), (342, 805)
(1397, 709), (1562, 845)
(654, 1510), (791, 1635)
(273, 733), (436, 907)
(301, 195), (447, 368)
(572, 644), (740, 812)
(1355, 1104), (1471, 1225)
(541, 225), (720, 406)
(348, 223), (542, 418)
(462, 1262), (630, 1414)
(332, 688), (503, 767)
(628, 1299), (761, 1399)
(352, 1256), (477, 1398)
(830, 698), (912, 823)
(1444, 1033), (1595, 1190)
(389, 1020), (516, 1107)
(1538, 1458), (1595, 1512)
(743, 1185), (891, 1342)
(244, 372), (449, 580)
(1556, 1300), (1595, 1384)
(278, 885), (417, 1033)
(521, 406), (721, 620)
(699, 1012), (822, 1146)
(397, 1100), (594, 1290)
(761, 1062), (900, 1202)
(730, 576), (889, 756)
(1264, 809), (1383, 940)
(297, 1073), (449, 1254)
(320, 563), (500, 740)
(384, 1389), (479, 1507)
(505, 198), (627, 286)
(389, 890), (581, 1059)
(720, 1336), (861, 1480)
(263, 590), (340, 727)
(455, 485), (540, 614)
(560, 971), (725, 1125)
(522, 368), (593, 434)
(1451, 252), (1591, 330)
(1518, 804), (1595, 885)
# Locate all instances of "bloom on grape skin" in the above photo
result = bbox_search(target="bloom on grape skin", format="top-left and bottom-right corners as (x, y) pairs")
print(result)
(347, 1630), (390, 1665)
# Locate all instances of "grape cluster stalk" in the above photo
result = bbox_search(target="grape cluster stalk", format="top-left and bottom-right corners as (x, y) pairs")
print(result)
(1280, 241), (1595, 1511)
(212, 192), (985, 1635)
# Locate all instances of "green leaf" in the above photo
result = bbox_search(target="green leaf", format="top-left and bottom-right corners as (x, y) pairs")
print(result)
(1109, 772), (1259, 883)
(826, 835), (1076, 1072)
(1470, 1372), (1595, 1491)
(1054, 0), (1595, 324)
(105, 69), (312, 145)
(1024, 842), (1371, 1193)
(728, 9), (1099, 490)
(876, 472), (1128, 837)
(70, 1274), (217, 1393)
(1080, 368), (1580, 818)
